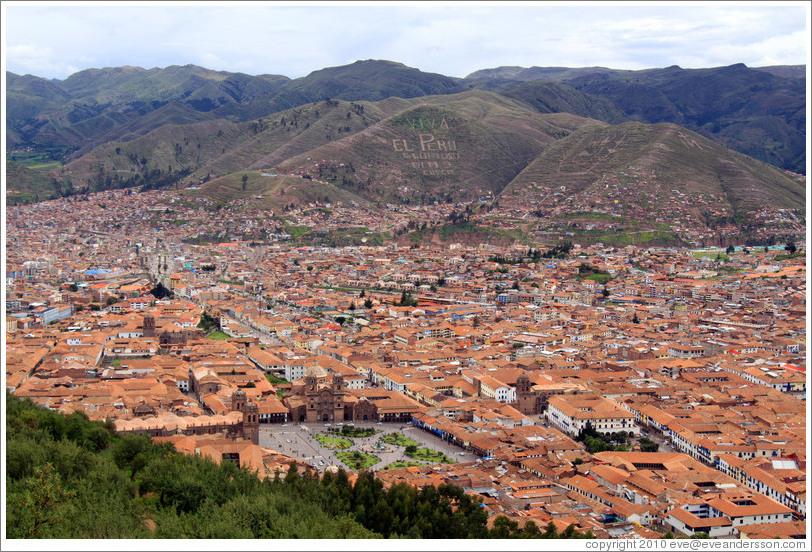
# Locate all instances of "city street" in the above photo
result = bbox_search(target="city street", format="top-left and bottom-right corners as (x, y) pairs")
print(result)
(642, 428), (675, 453)
(259, 421), (477, 472)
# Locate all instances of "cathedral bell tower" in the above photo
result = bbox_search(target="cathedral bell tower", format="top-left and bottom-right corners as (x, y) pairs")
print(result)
(242, 399), (259, 445)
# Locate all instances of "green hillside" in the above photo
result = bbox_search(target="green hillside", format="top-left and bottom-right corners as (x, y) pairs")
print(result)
(9, 60), (805, 176)
(47, 91), (604, 206)
(272, 59), (465, 106)
(5, 160), (64, 205)
(501, 121), (805, 216)
(484, 63), (807, 175)
(53, 98), (389, 192)
(8, 78), (804, 217)
(185, 171), (371, 212)
(275, 91), (606, 204)
(502, 81), (628, 124)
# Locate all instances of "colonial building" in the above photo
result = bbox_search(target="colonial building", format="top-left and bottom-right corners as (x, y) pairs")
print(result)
(284, 364), (425, 423)
(513, 373), (582, 415)
(546, 394), (638, 437)
(286, 364), (347, 423)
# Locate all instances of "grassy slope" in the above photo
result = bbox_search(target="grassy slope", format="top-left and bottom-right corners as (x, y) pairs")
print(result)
(186, 171), (371, 211)
(274, 90), (606, 204)
(502, 121), (805, 214)
(5, 160), (60, 204)
(53, 90), (603, 206)
(21, 91), (804, 221)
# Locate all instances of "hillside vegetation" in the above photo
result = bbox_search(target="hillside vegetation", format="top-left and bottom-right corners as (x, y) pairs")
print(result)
(6, 160), (61, 205)
(466, 63), (806, 174)
(7, 59), (805, 180)
(45, 91), (605, 206)
(6, 60), (806, 215)
(501, 121), (805, 214)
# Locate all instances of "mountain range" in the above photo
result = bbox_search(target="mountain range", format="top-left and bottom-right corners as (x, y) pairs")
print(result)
(5, 59), (807, 214)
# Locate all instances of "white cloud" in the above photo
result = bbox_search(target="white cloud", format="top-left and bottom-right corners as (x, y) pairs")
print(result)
(5, 43), (81, 78)
(3, 2), (809, 80)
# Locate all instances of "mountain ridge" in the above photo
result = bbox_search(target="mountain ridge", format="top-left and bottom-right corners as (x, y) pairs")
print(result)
(6, 59), (806, 175)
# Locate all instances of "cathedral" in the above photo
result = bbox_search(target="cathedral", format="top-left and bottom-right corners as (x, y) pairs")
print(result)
(286, 364), (347, 423)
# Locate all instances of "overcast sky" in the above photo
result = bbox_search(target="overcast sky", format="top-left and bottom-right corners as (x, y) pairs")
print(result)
(3, 1), (810, 81)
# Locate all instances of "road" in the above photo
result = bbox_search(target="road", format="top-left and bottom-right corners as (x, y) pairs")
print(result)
(641, 428), (675, 453)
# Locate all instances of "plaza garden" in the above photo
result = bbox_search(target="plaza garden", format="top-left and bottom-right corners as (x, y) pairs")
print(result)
(308, 430), (456, 470)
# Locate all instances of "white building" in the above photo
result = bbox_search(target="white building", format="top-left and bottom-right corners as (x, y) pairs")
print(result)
(546, 395), (638, 436)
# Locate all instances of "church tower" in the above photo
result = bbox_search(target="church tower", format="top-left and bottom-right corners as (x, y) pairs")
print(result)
(515, 373), (534, 414)
(231, 388), (247, 412)
(332, 373), (344, 393)
(242, 399), (260, 445)
(143, 313), (156, 338)
(332, 373), (345, 420)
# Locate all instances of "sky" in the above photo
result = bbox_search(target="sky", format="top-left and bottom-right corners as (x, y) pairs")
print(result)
(2, 1), (810, 81)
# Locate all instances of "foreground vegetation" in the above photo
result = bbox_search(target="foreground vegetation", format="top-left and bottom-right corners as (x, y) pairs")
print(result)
(6, 394), (592, 539)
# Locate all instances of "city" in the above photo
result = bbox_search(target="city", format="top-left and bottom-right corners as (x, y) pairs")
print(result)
(5, 187), (806, 539)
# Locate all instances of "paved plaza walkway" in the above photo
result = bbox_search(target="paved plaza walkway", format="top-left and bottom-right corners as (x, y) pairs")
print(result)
(259, 421), (477, 472)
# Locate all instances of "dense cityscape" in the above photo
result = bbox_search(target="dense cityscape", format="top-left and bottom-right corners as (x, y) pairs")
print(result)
(5, 188), (806, 540)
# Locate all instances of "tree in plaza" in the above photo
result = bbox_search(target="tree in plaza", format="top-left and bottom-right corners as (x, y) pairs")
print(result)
(149, 282), (173, 300)
(639, 437), (659, 453)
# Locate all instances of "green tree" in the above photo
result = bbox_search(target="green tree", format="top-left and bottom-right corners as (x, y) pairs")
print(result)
(523, 520), (541, 538)
(7, 464), (76, 538)
(561, 524), (578, 538)
(542, 521), (559, 538)
(490, 515), (519, 538)
(149, 282), (173, 300)
(639, 436), (659, 453)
